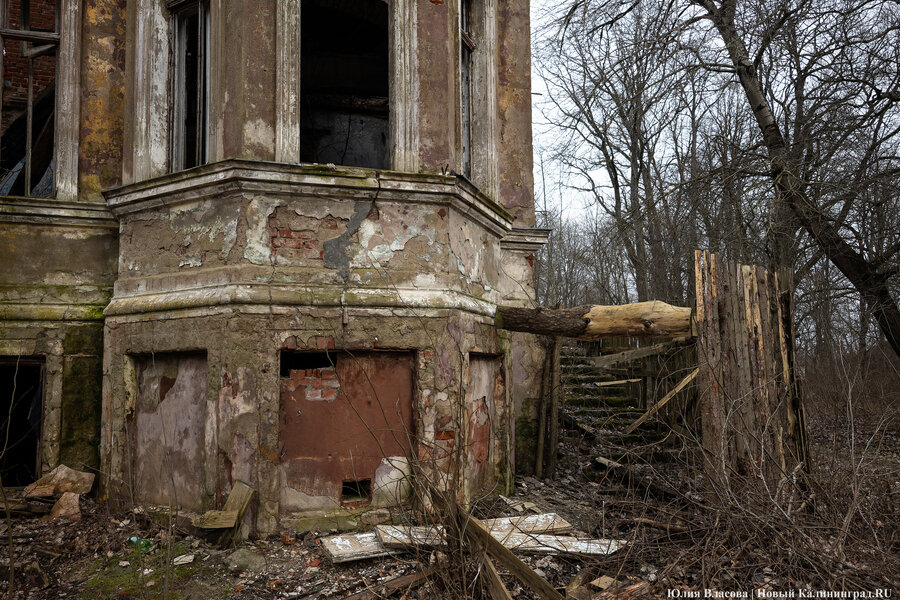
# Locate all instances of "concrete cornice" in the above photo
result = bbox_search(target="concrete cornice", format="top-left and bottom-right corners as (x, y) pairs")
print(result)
(0, 196), (117, 227)
(103, 160), (514, 236)
(500, 227), (551, 252)
(104, 282), (499, 319)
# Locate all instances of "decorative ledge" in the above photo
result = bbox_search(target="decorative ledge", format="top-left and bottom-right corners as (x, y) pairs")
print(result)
(0, 197), (116, 227)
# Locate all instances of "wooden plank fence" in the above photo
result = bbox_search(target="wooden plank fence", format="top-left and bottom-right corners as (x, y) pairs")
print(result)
(694, 251), (809, 487)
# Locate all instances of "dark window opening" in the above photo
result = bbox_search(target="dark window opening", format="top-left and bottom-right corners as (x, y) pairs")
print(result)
(459, 0), (474, 178)
(280, 351), (336, 378)
(172, 0), (208, 171)
(0, 358), (43, 486)
(340, 478), (371, 503)
(300, 0), (389, 169)
(0, 0), (59, 197)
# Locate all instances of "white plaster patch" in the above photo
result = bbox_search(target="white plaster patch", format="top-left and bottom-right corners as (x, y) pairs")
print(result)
(413, 273), (436, 288)
(293, 202), (356, 221)
(243, 118), (275, 149)
(179, 257), (202, 268)
(219, 217), (238, 259)
(230, 367), (257, 416)
(243, 196), (281, 264)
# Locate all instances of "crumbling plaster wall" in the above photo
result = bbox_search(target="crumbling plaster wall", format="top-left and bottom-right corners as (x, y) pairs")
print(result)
(80, 0), (127, 201)
(101, 162), (520, 532)
(0, 201), (118, 473)
(0, 0), (125, 481)
(496, 0), (535, 226)
(103, 305), (510, 532)
(498, 228), (550, 474)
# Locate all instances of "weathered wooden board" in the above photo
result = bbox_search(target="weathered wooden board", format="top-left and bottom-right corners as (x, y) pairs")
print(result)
(694, 251), (808, 486)
(595, 379), (641, 387)
(376, 512), (574, 549)
(497, 533), (626, 555)
(376, 525), (443, 548)
(191, 480), (254, 545)
(320, 532), (399, 563)
(624, 368), (699, 434)
(377, 519), (621, 556)
(192, 510), (238, 529)
(482, 512), (573, 535)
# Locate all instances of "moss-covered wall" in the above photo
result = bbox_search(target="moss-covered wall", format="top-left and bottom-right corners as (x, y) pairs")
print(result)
(0, 208), (118, 474)
(59, 325), (105, 470)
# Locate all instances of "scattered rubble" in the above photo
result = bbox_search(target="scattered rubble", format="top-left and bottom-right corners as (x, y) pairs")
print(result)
(48, 492), (80, 520)
(24, 464), (95, 497)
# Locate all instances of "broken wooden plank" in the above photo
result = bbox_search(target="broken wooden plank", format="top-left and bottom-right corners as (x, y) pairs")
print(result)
(222, 481), (254, 515)
(217, 480), (254, 545)
(191, 510), (238, 529)
(482, 555), (514, 600)
(377, 512), (574, 550)
(589, 341), (683, 369)
(624, 368), (700, 434)
(494, 533), (625, 556)
(590, 575), (619, 590)
(459, 509), (566, 600)
(377, 525), (444, 549)
(565, 570), (593, 600)
(595, 378), (641, 387)
(377, 527), (623, 557)
(190, 480), (254, 547)
(483, 513), (573, 535)
(320, 531), (399, 564)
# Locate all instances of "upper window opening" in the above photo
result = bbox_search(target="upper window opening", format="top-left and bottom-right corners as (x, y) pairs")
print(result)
(0, 0), (59, 197)
(171, 0), (209, 171)
(459, 0), (475, 179)
(300, 0), (389, 169)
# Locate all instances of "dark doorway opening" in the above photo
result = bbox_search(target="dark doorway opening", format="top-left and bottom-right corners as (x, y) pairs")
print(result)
(0, 358), (43, 486)
(300, 0), (389, 169)
(280, 351), (336, 377)
(341, 478), (371, 504)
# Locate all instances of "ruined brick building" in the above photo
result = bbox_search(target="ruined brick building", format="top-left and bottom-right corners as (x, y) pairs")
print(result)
(0, 0), (546, 533)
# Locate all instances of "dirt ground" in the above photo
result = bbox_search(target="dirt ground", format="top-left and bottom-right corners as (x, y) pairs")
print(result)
(1, 397), (897, 599)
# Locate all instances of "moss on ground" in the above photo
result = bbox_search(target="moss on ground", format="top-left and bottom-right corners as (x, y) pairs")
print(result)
(79, 541), (231, 600)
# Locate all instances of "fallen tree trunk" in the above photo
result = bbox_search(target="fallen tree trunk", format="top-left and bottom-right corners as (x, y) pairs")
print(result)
(496, 301), (692, 339)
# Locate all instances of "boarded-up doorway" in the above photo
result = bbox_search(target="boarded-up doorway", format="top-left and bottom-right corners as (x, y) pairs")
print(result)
(279, 351), (414, 510)
(131, 353), (207, 512)
(464, 354), (504, 502)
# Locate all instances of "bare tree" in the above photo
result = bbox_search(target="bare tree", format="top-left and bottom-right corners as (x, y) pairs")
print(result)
(535, 0), (900, 356)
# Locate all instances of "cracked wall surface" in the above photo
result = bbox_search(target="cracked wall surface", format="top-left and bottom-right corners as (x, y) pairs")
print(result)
(0, 0), (544, 533)
(100, 161), (539, 532)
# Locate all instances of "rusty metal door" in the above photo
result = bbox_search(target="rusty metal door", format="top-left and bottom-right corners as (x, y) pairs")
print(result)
(279, 351), (414, 506)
